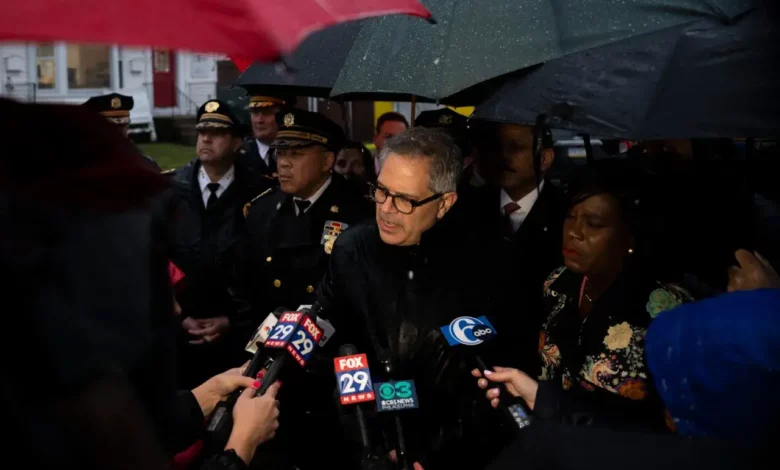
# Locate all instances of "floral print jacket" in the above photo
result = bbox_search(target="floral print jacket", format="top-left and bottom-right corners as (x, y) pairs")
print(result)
(539, 266), (693, 427)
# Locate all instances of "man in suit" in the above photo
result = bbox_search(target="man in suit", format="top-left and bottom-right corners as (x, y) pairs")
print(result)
(239, 89), (290, 180)
(168, 99), (275, 388)
(462, 119), (567, 376)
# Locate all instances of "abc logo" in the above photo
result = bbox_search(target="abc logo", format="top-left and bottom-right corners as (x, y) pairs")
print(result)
(473, 326), (494, 338)
(448, 316), (496, 346)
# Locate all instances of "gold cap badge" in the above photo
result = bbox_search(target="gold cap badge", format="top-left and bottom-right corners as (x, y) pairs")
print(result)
(330, 205), (339, 214)
(110, 97), (122, 109)
(205, 101), (219, 112)
(283, 113), (295, 127)
(439, 114), (453, 125)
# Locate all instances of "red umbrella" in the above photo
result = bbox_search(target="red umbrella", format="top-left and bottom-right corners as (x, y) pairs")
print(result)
(0, 0), (430, 62)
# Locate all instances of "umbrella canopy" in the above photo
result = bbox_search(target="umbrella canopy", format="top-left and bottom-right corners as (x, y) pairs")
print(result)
(330, 0), (756, 102)
(471, 5), (779, 139)
(233, 20), (364, 98)
(0, 0), (430, 62)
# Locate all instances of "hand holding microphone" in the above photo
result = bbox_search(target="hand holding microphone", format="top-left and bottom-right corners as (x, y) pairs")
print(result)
(471, 367), (538, 411)
(226, 381), (281, 464)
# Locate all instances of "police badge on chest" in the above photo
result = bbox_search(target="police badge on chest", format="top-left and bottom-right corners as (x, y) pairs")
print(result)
(321, 220), (348, 254)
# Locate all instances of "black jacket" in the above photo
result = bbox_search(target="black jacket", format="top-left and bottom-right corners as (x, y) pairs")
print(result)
(235, 174), (373, 325)
(239, 138), (278, 180)
(315, 217), (502, 468)
(454, 182), (567, 375)
(169, 158), (274, 322)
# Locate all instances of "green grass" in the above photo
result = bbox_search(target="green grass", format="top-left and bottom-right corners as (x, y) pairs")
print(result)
(139, 143), (195, 171)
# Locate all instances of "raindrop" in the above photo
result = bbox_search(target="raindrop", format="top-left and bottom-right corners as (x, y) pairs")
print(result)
(666, 346), (673, 359)
(408, 270), (414, 280)
(433, 58), (440, 65)
(661, 378), (668, 392)
(681, 377), (687, 385)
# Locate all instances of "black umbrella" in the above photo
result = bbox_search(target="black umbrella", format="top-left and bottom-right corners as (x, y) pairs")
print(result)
(330, 0), (756, 102)
(233, 20), (364, 98)
(472, 5), (779, 139)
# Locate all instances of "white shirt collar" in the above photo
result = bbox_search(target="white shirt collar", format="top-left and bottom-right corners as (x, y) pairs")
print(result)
(293, 176), (332, 215)
(199, 164), (235, 207)
(256, 139), (271, 165)
(499, 180), (544, 233)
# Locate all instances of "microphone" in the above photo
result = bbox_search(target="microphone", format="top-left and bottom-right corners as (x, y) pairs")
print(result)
(335, 345), (394, 470)
(205, 308), (283, 443)
(255, 309), (324, 396)
(376, 350), (415, 470)
(439, 316), (532, 432)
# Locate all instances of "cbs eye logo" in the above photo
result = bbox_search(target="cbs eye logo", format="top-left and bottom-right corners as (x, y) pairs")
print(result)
(378, 381), (413, 400)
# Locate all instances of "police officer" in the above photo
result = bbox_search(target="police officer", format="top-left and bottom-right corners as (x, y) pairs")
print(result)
(82, 92), (161, 171)
(236, 107), (372, 325)
(232, 108), (372, 470)
(238, 88), (290, 179)
(169, 99), (274, 388)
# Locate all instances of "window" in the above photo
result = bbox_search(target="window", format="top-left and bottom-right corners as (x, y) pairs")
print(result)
(36, 43), (56, 89)
(153, 49), (171, 73)
(66, 44), (110, 89)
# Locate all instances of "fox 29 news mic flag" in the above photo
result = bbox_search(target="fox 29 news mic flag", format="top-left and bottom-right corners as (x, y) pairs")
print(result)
(256, 310), (324, 395)
(440, 316), (532, 430)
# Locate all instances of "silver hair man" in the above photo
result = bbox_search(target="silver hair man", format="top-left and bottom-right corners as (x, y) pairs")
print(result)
(373, 127), (463, 246)
(377, 127), (463, 194)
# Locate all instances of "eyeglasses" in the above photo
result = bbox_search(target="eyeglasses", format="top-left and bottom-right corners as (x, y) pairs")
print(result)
(368, 183), (441, 215)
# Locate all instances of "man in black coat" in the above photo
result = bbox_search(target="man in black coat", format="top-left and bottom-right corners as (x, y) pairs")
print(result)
(459, 119), (567, 378)
(169, 99), (275, 388)
(233, 108), (372, 470)
(237, 89), (290, 180)
(315, 127), (500, 469)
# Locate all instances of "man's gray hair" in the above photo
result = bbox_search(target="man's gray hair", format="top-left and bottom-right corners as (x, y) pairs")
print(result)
(377, 127), (463, 194)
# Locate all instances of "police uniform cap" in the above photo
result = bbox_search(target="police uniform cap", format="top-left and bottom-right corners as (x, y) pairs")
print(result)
(272, 108), (345, 153)
(82, 93), (134, 125)
(414, 108), (468, 131)
(195, 99), (244, 135)
(242, 86), (291, 110)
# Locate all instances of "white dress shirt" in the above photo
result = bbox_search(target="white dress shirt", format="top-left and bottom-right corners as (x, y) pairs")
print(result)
(500, 180), (545, 233)
(199, 165), (235, 208)
(256, 139), (271, 167)
(293, 176), (332, 215)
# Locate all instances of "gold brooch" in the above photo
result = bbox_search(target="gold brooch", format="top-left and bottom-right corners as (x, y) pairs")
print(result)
(110, 97), (121, 109)
(205, 101), (219, 112)
(330, 205), (339, 213)
(283, 113), (295, 127)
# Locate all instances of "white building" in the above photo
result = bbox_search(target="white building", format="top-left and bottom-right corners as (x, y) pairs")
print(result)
(0, 42), (219, 140)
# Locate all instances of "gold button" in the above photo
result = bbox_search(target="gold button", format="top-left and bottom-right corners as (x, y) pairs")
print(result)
(306, 285), (314, 294)
(266, 256), (272, 263)
(273, 279), (281, 288)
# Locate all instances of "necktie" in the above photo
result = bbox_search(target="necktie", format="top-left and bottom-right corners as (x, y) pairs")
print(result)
(206, 183), (220, 208)
(503, 201), (521, 236)
(295, 199), (311, 216)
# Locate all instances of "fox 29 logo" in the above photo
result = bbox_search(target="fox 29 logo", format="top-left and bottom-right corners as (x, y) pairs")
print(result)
(441, 316), (497, 346)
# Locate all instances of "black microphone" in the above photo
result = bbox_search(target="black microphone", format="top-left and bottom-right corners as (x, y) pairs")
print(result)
(205, 308), (285, 445)
(335, 344), (394, 470)
(377, 350), (413, 470)
(439, 316), (532, 432)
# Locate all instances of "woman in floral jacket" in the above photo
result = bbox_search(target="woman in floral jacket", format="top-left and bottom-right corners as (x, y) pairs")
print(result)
(475, 161), (692, 432)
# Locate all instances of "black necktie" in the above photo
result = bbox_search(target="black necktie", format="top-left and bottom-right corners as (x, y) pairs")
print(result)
(206, 183), (220, 208)
(295, 199), (311, 216)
